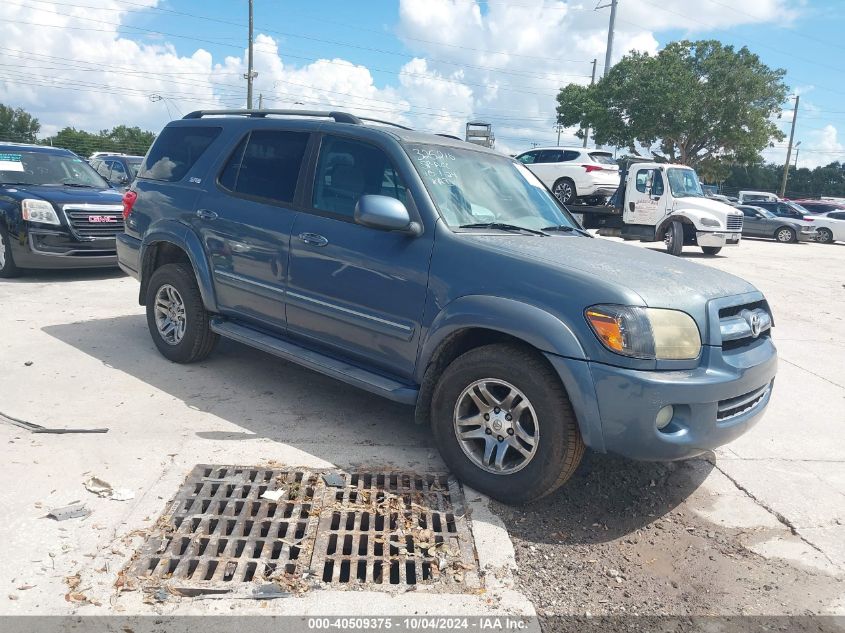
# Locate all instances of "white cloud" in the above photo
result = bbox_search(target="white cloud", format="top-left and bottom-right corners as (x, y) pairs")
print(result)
(0, 0), (806, 157)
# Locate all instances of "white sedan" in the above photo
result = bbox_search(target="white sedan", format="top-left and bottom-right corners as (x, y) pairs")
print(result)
(810, 210), (845, 244)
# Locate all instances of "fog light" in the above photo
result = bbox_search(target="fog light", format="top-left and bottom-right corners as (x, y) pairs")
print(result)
(656, 405), (674, 430)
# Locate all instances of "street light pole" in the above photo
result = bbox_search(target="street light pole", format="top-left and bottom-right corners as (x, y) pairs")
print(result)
(780, 95), (800, 198)
(794, 141), (801, 169)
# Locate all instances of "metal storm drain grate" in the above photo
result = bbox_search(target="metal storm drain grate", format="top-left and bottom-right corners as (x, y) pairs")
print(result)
(312, 472), (479, 589)
(127, 465), (480, 594)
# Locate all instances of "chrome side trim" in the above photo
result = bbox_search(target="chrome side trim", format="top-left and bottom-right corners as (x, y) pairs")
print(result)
(287, 290), (413, 333)
(214, 270), (286, 296)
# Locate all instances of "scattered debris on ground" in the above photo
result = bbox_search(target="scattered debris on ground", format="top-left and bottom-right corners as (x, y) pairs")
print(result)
(47, 503), (91, 521)
(0, 410), (108, 434)
(84, 476), (134, 501)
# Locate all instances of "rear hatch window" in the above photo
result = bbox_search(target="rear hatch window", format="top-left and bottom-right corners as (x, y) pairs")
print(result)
(588, 152), (617, 165)
(139, 126), (221, 182)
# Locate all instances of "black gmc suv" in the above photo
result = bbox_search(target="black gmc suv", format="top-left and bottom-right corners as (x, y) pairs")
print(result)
(0, 142), (124, 277)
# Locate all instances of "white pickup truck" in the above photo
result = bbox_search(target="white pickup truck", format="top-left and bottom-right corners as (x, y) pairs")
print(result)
(575, 161), (744, 256)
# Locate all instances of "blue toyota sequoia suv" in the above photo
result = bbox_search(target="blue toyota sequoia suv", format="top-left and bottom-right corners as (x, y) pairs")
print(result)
(117, 110), (778, 503)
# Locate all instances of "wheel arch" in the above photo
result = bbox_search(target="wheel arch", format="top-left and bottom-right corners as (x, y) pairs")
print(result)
(139, 225), (217, 312)
(413, 296), (601, 448)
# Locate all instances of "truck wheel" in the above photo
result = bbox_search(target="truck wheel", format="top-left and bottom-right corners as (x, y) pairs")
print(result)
(552, 178), (576, 205)
(145, 263), (218, 363)
(775, 227), (796, 243)
(430, 343), (585, 504)
(816, 228), (834, 244)
(663, 220), (684, 256)
(0, 224), (21, 279)
(701, 246), (722, 256)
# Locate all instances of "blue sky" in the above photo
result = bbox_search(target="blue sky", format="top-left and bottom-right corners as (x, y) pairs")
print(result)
(2, 0), (845, 166)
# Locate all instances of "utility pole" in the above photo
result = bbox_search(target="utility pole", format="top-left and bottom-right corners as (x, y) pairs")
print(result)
(594, 0), (617, 150)
(258, 93), (263, 109)
(601, 0), (618, 79)
(780, 95), (800, 198)
(793, 141), (801, 169)
(554, 123), (563, 146)
(245, 0), (255, 109)
(582, 58), (597, 148)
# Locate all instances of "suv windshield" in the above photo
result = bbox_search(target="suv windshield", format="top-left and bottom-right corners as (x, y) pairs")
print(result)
(0, 150), (107, 187)
(666, 168), (704, 198)
(407, 144), (579, 232)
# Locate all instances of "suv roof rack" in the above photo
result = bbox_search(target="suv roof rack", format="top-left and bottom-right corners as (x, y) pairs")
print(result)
(182, 109), (412, 130)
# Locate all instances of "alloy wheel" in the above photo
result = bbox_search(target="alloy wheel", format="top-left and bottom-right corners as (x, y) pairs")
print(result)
(453, 378), (539, 475)
(553, 181), (573, 204)
(153, 284), (187, 345)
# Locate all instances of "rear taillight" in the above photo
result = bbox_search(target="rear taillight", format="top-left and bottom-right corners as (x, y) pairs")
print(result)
(803, 217), (813, 221)
(122, 190), (137, 220)
(584, 164), (603, 173)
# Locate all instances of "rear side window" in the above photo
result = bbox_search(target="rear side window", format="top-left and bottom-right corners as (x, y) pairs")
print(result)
(218, 130), (309, 203)
(140, 126), (221, 182)
(312, 136), (408, 218)
(829, 212), (845, 220)
(589, 152), (616, 165)
(562, 150), (580, 162)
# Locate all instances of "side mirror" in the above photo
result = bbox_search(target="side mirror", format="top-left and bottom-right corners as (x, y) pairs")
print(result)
(354, 195), (421, 236)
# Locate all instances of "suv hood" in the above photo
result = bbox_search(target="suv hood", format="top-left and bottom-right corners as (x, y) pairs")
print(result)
(467, 233), (756, 307)
(0, 184), (122, 205)
(672, 196), (739, 217)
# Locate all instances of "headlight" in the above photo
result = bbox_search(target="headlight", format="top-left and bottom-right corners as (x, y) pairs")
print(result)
(585, 305), (701, 360)
(22, 199), (61, 225)
(700, 217), (721, 227)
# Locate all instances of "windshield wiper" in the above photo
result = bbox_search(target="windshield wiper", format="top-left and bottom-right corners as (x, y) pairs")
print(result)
(459, 222), (549, 236)
(541, 224), (592, 237)
(59, 182), (98, 188)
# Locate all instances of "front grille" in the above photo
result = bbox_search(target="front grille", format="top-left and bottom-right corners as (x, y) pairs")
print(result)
(64, 205), (124, 239)
(719, 300), (771, 349)
(726, 214), (743, 231)
(717, 382), (772, 421)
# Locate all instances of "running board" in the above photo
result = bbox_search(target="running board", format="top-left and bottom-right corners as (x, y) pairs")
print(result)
(209, 319), (418, 405)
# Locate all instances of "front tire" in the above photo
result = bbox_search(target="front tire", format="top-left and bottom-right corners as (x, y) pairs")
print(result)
(775, 227), (796, 243)
(701, 246), (722, 256)
(816, 227), (834, 244)
(664, 220), (684, 256)
(0, 224), (21, 278)
(145, 263), (218, 363)
(430, 343), (585, 504)
(552, 178), (576, 205)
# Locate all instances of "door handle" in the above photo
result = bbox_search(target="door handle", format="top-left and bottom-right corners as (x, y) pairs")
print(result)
(196, 209), (218, 220)
(298, 232), (329, 247)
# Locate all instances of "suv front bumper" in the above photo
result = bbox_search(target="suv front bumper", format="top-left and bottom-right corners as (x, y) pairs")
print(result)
(545, 341), (777, 461)
(9, 227), (118, 269)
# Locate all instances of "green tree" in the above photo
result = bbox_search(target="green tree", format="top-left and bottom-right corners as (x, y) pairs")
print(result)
(0, 104), (41, 144)
(556, 40), (789, 167)
(43, 125), (156, 157)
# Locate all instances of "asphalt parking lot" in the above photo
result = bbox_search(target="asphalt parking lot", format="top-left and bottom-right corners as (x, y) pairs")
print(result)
(0, 236), (843, 622)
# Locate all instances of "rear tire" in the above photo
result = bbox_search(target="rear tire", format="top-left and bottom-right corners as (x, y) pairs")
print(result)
(552, 178), (576, 205)
(145, 263), (218, 363)
(430, 343), (585, 504)
(663, 220), (684, 256)
(0, 224), (21, 279)
(701, 246), (722, 256)
(816, 227), (834, 244)
(775, 227), (796, 243)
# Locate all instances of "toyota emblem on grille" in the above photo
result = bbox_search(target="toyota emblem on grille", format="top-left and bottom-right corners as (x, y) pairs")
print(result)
(747, 313), (762, 338)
